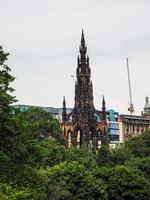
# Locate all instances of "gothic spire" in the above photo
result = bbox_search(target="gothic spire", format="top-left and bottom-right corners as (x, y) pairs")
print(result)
(62, 96), (67, 122)
(101, 96), (109, 146)
(102, 95), (106, 121)
(63, 96), (66, 108)
(81, 29), (85, 47)
(79, 30), (87, 62)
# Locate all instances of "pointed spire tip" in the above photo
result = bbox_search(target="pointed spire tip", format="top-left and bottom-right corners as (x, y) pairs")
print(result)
(63, 96), (66, 102)
(81, 29), (85, 43)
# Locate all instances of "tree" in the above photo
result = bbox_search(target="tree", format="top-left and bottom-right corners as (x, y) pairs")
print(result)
(0, 183), (33, 200)
(0, 46), (16, 116)
(96, 145), (111, 167)
(125, 157), (150, 179)
(124, 130), (150, 157)
(38, 161), (108, 200)
(18, 107), (65, 144)
(94, 166), (150, 200)
(110, 147), (132, 166)
(0, 46), (17, 151)
(65, 146), (97, 170)
(108, 166), (150, 200)
(25, 138), (66, 168)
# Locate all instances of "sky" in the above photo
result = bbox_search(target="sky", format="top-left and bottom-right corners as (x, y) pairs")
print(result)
(0, 0), (150, 114)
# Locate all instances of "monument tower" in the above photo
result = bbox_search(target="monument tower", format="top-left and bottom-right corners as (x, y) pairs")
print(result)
(72, 30), (96, 145)
(62, 31), (109, 148)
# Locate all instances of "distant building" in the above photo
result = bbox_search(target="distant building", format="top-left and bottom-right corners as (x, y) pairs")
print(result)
(142, 97), (150, 118)
(107, 110), (120, 148)
(94, 109), (120, 148)
(61, 31), (118, 148)
(119, 113), (150, 142)
(119, 97), (150, 143)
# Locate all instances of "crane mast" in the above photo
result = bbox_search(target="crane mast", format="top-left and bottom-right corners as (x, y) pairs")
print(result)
(126, 58), (134, 115)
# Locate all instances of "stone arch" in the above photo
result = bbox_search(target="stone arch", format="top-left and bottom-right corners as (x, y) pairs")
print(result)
(75, 127), (82, 146)
(67, 128), (72, 147)
(76, 129), (82, 148)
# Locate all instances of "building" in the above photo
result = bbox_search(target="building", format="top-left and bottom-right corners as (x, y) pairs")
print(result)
(142, 97), (150, 119)
(119, 97), (150, 142)
(61, 31), (112, 148)
(107, 110), (120, 147)
(119, 114), (150, 142)
(14, 31), (120, 148)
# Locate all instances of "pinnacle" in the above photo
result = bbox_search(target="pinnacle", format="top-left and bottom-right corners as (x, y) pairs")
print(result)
(81, 29), (85, 45)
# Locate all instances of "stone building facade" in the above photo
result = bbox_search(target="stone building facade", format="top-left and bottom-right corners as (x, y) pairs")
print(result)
(119, 97), (150, 142)
(119, 114), (150, 142)
(62, 31), (109, 148)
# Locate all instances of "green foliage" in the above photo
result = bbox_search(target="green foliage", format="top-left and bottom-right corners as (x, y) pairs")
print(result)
(1, 114), (30, 153)
(27, 138), (65, 167)
(0, 46), (17, 151)
(109, 146), (132, 166)
(65, 146), (97, 170)
(0, 183), (33, 200)
(0, 46), (16, 116)
(18, 107), (65, 144)
(96, 145), (131, 167)
(124, 130), (150, 157)
(107, 166), (150, 200)
(125, 157), (150, 179)
(94, 166), (150, 200)
(96, 145), (111, 167)
(38, 161), (108, 200)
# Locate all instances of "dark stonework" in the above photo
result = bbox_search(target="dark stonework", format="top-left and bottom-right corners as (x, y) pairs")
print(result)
(72, 30), (96, 145)
(62, 31), (109, 147)
(101, 96), (110, 146)
(62, 96), (67, 122)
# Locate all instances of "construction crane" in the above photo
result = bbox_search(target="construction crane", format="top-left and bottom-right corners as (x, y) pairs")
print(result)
(126, 58), (134, 115)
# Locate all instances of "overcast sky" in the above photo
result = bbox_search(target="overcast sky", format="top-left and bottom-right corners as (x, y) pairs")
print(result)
(0, 0), (150, 114)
